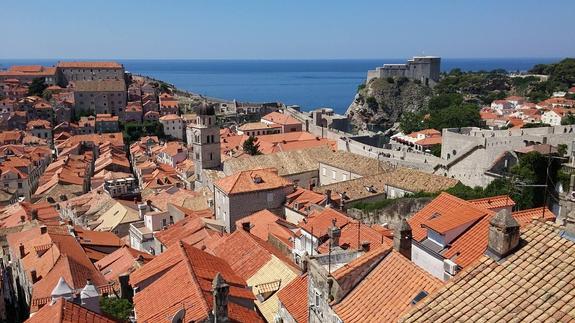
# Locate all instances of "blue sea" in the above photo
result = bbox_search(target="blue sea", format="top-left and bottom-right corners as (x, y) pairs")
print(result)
(0, 58), (561, 114)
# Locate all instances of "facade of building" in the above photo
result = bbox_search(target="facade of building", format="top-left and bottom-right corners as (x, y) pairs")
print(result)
(159, 114), (184, 140)
(72, 80), (127, 116)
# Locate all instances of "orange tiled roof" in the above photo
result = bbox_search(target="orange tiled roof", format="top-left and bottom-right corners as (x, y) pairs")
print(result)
(215, 168), (292, 195)
(25, 297), (116, 323)
(57, 61), (123, 68)
(317, 222), (392, 254)
(335, 251), (442, 323)
(408, 192), (493, 241)
(95, 245), (154, 284)
(7, 225), (108, 311)
(510, 207), (555, 225)
(212, 229), (298, 280)
(234, 209), (294, 243)
(442, 207), (555, 268)
(277, 274), (309, 323)
(131, 241), (262, 322)
(401, 221), (574, 322)
(262, 112), (301, 126)
(468, 195), (515, 211)
(299, 208), (351, 238)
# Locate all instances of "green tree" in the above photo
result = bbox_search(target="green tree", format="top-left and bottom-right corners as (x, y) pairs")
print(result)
(427, 104), (483, 130)
(399, 111), (425, 134)
(243, 136), (261, 155)
(357, 83), (366, 92)
(557, 144), (568, 157)
(428, 93), (463, 111)
(561, 113), (575, 125)
(100, 297), (133, 322)
(28, 77), (47, 96)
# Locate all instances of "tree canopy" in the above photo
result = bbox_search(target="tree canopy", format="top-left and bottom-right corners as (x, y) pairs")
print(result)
(242, 136), (261, 155)
(28, 77), (47, 96)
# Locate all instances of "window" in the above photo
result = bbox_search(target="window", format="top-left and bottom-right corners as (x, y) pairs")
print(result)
(342, 174), (348, 181)
(322, 167), (326, 176)
(332, 171), (336, 180)
(162, 218), (167, 227)
(209, 153), (213, 160)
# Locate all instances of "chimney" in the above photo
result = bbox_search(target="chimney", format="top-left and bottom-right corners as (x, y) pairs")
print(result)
(19, 243), (25, 258)
(80, 279), (101, 314)
(30, 209), (38, 220)
(486, 209), (520, 260)
(211, 273), (229, 322)
(118, 274), (133, 301)
(146, 199), (153, 211)
(40, 225), (47, 234)
(393, 219), (412, 260)
(327, 219), (341, 248)
(31, 270), (38, 283)
(241, 222), (251, 233)
(324, 189), (332, 207)
(360, 241), (371, 252)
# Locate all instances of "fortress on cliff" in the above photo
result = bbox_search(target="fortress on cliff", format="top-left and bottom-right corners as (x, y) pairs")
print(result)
(367, 56), (441, 87)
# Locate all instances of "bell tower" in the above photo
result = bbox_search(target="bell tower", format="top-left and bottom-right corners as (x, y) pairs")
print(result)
(188, 102), (221, 186)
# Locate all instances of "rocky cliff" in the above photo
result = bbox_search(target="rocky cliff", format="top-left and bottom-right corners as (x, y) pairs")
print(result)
(346, 77), (432, 132)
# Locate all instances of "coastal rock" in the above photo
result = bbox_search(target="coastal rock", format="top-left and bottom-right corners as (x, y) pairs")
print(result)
(346, 77), (432, 132)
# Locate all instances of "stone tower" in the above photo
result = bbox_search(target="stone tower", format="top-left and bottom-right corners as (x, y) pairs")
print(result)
(188, 102), (221, 186)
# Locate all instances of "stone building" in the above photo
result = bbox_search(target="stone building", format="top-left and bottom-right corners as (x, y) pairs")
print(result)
(213, 168), (293, 232)
(56, 61), (125, 85)
(72, 80), (127, 116)
(367, 56), (441, 87)
(95, 114), (120, 133)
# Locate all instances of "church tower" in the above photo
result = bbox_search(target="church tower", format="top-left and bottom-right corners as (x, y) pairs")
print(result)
(188, 102), (221, 185)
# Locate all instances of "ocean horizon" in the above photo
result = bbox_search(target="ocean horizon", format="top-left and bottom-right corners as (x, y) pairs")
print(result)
(0, 57), (561, 113)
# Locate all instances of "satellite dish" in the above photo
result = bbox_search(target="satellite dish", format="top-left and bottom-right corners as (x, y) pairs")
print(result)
(171, 308), (185, 323)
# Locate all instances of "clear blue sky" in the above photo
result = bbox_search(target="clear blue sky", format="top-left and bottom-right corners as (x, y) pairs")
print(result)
(1, 0), (574, 59)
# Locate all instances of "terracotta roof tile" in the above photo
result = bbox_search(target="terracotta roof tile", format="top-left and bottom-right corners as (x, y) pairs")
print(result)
(299, 208), (351, 238)
(235, 209), (295, 242)
(336, 251), (442, 323)
(215, 168), (292, 195)
(25, 297), (116, 323)
(468, 195), (516, 210)
(212, 230), (298, 280)
(95, 245), (154, 284)
(277, 274), (309, 323)
(131, 241), (262, 322)
(262, 112), (301, 125)
(317, 222), (392, 254)
(57, 61), (123, 68)
(401, 221), (575, 322)
(408, 192), (492, 241)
